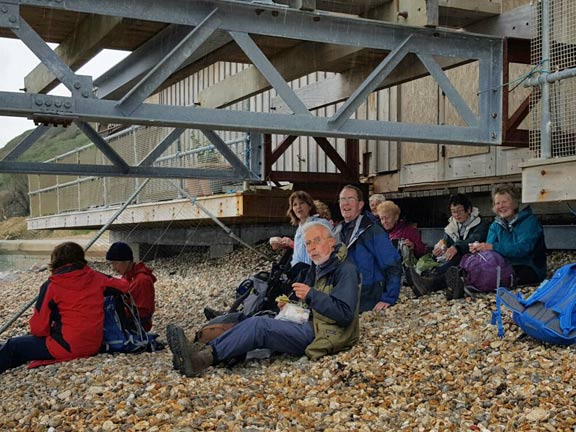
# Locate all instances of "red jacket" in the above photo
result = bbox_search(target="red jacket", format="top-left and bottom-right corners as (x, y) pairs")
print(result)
(29, 264), (130, 367)
(123, 262), (156, 331)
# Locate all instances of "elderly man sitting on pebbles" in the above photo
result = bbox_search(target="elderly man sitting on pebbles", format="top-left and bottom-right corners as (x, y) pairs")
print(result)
(166, 221), (361, 377)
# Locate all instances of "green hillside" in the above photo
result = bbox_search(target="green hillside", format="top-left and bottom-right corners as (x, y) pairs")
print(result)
(0, 125), (91, 217)
(0, 124), (91, 162)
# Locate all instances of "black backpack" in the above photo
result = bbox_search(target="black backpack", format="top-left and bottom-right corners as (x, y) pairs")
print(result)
(197, 250), (309, 343)
(230, 250), (308, 316)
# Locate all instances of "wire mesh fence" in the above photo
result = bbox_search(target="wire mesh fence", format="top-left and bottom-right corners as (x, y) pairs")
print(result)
(28, 126), (250, 217)
(530, 0), (576, 158)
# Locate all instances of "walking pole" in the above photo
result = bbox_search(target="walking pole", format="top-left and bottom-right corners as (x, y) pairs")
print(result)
(0, 178), (151, 337)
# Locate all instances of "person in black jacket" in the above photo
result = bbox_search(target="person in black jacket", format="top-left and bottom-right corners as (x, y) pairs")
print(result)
(410, 193), (490, 296)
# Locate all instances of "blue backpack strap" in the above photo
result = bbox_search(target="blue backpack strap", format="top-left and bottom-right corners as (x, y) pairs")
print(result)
(493, 287), (527, 339)
(491, 288), (505, 338)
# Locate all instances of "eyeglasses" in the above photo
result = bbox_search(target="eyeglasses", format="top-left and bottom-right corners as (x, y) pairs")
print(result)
(304, 236), (328, 247)
(450, 207), (467, 216)
(338, 197), (359, 204)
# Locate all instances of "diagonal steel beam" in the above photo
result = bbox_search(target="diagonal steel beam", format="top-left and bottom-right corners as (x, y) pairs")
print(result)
(199, 42), (363, 109)
(74, 121), (130, 173)
(116, 9), (222, 115)
(11, 18), (91, 94)
(200, 129), (256, 179)
(1, 125), (50, 161)
(417, 53), (477, 127)
(25, 15), (123, 94)
(139, 128), (186, 167)
(95, 24), (231, 100)
(229, 31), (310, 115)
(328, 35), (413, 129)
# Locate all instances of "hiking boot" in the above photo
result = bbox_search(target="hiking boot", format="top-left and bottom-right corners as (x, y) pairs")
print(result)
(166, 324), (214, 377)
(203, 307), (225, 321)
(403, 265), (414, 287)
(409, 267), (434, 297)
(445, 267), (465, 300)
(166, 324), (185, 371)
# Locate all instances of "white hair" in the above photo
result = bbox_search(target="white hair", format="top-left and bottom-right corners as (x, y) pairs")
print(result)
(369, 193), (386, 204)
(301, 221), (334, 238)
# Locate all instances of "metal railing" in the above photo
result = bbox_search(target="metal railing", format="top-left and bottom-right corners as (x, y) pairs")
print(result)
(28, 126), (249, 217)
(527, 0), (576, 159)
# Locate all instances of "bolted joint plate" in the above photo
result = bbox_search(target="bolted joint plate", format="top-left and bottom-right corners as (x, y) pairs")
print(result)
(31, 95), (75, 127)
(0, 1), (19, 29)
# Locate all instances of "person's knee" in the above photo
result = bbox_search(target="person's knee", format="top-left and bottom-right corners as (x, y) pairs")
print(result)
(244, 316), (277, 342)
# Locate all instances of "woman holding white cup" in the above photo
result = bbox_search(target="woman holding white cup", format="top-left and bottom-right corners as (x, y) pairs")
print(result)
(269, 191), (332, 267)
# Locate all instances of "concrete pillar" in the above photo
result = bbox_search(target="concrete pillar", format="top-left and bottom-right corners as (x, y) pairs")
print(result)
(209, 243), (234, 259)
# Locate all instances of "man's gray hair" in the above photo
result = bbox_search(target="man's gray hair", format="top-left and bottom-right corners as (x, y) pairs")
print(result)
(301, 221), (334, 238)
(369, 193), (386, 204)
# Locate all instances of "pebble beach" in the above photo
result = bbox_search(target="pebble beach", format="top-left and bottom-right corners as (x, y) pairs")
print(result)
(0, 246), (575, 432)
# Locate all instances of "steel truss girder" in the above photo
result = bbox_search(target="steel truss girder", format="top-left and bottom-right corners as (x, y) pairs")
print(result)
(0, 5), (259, 180)
(0, 0), (504, 181)
(8, 0), (502, 143)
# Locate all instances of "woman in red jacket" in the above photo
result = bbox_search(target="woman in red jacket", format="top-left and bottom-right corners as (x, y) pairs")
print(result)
(0, 242), (130, 374)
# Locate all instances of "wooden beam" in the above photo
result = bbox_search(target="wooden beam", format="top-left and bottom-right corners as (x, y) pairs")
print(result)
(502, 37), (531, 148)
(278, 0), (394, 15)
(197, 41), (364, 109)
(313, 137), (355, 179)
(263, 133), (273, 179)
(522, 156), (576, 203)
(24, 15), (124, 94)
(507, 95), (530, 133)
(269, 171), (349, 183)
(345, 138), (360, 178)
(270, 135), (298, 165)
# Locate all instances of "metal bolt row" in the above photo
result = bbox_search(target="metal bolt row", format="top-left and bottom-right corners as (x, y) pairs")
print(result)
(34, 98), (72, 109)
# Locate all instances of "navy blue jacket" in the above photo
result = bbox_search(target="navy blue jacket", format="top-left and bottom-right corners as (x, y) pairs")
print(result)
(334, 215), (402, 312)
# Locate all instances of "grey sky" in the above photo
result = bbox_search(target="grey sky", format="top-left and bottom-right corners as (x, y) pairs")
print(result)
(0, 38), (128, 149)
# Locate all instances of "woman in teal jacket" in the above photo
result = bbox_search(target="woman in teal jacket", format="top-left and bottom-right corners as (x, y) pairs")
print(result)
(470, 184), (547, 285)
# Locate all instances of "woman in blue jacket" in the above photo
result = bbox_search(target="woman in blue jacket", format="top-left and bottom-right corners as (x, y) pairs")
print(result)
(470, 184), (547, 285)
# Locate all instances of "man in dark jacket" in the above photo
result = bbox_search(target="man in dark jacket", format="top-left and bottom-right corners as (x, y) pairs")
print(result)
(333, 185), (402, 312)
(106, 242), (157, 331)
(166, 221), (360, 377)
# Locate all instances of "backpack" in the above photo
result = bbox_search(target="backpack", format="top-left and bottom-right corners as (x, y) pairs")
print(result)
(196, 250), (306, 344)
(493, 263), (576, 345)
(195, 311), (245, 343)
(460, 251), (515, 293)
(102, 293), (150, 353)
(230, 250), (304, 317)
